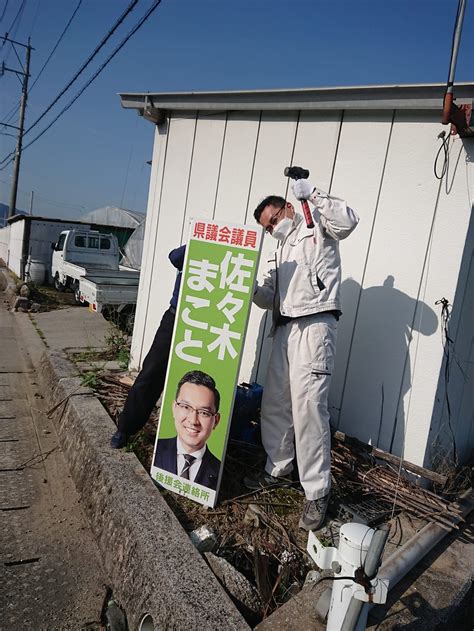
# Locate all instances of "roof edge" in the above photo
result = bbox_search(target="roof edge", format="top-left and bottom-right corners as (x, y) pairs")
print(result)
(118, 83), (474, 121)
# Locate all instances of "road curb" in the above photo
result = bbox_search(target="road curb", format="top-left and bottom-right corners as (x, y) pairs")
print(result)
(0, 267), (18, 303)
(37, 349), (249, 630)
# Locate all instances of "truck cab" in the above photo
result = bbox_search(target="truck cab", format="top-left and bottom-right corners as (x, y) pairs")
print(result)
(51, 229), (120, 297)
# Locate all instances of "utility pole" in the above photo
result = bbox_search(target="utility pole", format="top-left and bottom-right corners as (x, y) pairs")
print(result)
(0, 35), (33, 218)
(29, 190), (34, 215)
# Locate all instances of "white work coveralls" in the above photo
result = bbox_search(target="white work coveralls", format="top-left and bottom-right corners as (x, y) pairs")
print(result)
(253, 189), (359, 500)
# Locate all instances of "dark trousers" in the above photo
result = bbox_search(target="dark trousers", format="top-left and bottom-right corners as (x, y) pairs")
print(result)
(118, 307), (176, 436)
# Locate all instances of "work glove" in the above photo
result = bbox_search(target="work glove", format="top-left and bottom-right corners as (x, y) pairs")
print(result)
(292, 179), (316, 201)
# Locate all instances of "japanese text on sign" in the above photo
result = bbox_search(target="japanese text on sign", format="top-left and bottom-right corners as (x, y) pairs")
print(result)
(175, 250), (255, 365)
(192, 222), (258, 249)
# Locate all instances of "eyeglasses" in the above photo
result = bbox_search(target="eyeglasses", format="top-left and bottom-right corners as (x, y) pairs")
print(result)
(265, 205), (286, 233)
(175, 400), (216, 421)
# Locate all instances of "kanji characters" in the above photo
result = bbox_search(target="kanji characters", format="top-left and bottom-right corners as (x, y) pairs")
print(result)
(207, 323), (241, 360)
(193, 222), (206, 239)
(220, 251), (254, 293)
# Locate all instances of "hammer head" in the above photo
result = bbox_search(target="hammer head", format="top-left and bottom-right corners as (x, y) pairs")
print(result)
(284, 166), (310, 180)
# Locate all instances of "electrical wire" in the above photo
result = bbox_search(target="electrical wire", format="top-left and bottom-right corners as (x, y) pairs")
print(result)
(119, 116), (138, 208)
(11, 40), (24, 72)
(1, 0), (82, 130)
(1, 0), (26, 62)
(24, 0), (139, 137)
(29, 0), (83, 94)
(434, 131), (450, 180)
(0, 0), (26, 128)
(435, 297), (458, 466)
(1, 0), (25, 46)
(0, 0), (164, 171)
(0, 148), (15, 170)
(0, 0), (137, 167)
(0, 0), (9, 24)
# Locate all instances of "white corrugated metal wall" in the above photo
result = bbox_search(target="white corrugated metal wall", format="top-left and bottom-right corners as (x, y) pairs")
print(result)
(8, 220), (26, 277)
(130, 108), (474, 468)
(3, 219), (93, 281)
(0, 225), (10, 264)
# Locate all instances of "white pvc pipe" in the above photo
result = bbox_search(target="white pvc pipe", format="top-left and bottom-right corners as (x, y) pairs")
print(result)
(138, 613), (155, 631)
(361, 489), (474, 626)
(378, 490), (474, 589)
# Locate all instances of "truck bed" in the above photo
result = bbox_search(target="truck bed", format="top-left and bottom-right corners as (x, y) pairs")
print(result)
(80, 270), (140, 311)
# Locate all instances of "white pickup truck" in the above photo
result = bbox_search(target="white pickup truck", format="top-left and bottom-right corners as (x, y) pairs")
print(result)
(51, 229), (140, 328)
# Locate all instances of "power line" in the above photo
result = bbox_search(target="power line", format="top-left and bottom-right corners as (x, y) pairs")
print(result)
(1, 0), (25, 61)
(0, 147), (15, 169)
(25, 0), (139, 136)
(1, 0), (24, 44)
(29, 0), (83, 93)
(1, 0), (132, 160)
(0, 0), (10, 24)
(0, 0), (163, 170)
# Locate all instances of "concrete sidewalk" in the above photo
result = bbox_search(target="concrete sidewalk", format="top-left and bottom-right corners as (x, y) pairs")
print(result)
(0, 272), (106, 629)
(31, 305), (111, 353)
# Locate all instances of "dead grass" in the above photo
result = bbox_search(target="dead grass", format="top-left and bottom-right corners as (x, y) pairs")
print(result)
(27, 283), (77, 310)
(72, 366), (471, 622)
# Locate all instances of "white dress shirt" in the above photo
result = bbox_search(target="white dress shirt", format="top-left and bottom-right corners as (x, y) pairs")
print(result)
(176, 437), (206, 482)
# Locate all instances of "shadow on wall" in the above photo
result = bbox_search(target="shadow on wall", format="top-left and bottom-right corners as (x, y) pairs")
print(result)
(335, 275), (438, 456)
(428, 203), (474, 469)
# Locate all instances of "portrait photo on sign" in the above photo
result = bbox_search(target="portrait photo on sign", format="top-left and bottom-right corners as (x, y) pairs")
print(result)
(153, 370), (221, 491)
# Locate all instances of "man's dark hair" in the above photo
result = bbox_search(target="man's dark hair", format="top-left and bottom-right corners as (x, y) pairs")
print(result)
(254, 195), (286, 224)
(176, 370), (220, 412)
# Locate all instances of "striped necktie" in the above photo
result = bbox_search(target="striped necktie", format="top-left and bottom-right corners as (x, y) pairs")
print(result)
(180, 453), (196, 479)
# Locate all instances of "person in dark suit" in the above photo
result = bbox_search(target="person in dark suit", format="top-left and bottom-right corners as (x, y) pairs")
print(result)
(153, 370), (221, 491)
(110, 245), (186, 449)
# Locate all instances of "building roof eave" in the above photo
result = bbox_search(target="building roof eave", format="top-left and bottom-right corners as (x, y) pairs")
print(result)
(118, 82), (474, 123)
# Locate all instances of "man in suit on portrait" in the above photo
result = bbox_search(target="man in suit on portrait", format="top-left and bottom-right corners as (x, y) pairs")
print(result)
(153, 370), (221, 491)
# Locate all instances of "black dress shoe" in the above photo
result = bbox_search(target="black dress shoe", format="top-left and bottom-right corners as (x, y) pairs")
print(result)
(110, 430), (129, 449)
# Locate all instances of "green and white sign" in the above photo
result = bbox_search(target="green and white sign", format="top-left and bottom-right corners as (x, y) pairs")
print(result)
(151, 218), (263, 507)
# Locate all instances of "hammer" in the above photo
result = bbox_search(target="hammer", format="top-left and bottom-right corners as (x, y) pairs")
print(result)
(284, 166), (314, 229)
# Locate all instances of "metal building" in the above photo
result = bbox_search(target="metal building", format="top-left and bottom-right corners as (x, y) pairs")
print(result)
(119, 83), (474, 470)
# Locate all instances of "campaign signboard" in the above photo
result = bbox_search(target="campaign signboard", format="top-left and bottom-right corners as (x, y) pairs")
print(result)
(150, 219), (263, 507)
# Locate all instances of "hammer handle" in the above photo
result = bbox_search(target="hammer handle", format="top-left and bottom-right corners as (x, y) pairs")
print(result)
(301, 200), (314, 229)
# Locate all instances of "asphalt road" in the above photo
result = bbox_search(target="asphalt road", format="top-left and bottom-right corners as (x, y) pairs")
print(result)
(0, 272), (107, 630)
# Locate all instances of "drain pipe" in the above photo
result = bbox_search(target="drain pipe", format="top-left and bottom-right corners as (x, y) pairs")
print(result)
(311, 489), (473, 631)
(359, 489), (474, 627)
(377, 489), (473, 588)
(138, 613), (155, 631)
(442, 0), (467, 124)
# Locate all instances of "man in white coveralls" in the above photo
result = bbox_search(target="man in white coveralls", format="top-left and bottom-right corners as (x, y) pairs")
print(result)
(244, 177), (359, 531)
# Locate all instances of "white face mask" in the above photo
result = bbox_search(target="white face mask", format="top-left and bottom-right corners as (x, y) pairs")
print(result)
(271, 217), (293, 241)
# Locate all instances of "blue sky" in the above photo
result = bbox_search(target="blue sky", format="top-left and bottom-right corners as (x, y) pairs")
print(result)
(0, 0), (472, 219)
